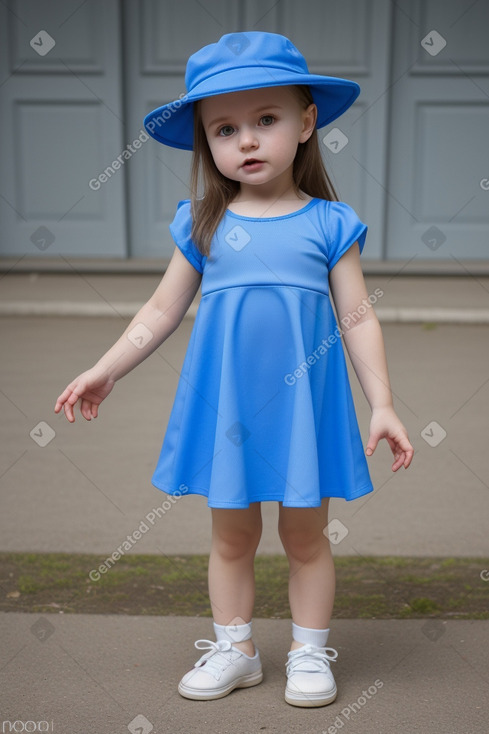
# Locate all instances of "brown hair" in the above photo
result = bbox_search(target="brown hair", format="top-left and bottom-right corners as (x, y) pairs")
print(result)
(190, 86), (338, 256)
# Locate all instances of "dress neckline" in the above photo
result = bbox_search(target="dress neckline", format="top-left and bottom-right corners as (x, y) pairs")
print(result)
(225, 198), (320, 222)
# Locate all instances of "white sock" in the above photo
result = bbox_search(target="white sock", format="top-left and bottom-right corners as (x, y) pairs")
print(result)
(213, 619), (252, 643)
(292, 622), (330, 647)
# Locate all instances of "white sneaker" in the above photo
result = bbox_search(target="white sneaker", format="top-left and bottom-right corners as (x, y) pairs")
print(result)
(178, 639), (263, 700)
(285, 644), (338, 707)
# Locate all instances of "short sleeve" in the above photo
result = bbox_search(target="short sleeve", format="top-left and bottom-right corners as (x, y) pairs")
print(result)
(326, 201), (368, 271)
(169, 199), (204, 274)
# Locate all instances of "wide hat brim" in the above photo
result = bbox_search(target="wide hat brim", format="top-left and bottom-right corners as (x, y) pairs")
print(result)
(144, 68), (359, 151)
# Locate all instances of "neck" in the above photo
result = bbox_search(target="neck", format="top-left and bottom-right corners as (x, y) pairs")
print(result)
(228, 187), (312, 218)
(233, 180), (300, 206)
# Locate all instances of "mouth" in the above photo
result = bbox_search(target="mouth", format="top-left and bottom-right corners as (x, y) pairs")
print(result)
(241, 158), (264, 169)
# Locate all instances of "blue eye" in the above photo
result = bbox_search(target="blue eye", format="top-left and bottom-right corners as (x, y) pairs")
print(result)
(219, 125), (235, 137)
(260, 115), (274, 126)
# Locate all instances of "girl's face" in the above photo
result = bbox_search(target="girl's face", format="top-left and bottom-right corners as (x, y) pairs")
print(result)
(200, 86), (316, 195)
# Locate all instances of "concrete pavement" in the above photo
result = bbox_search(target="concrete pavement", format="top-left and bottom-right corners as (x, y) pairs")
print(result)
(1, 273), (489, 732)
(2, 272), (489, 322)
(1, 315), (488, 557)
(1, 615), (487, 734)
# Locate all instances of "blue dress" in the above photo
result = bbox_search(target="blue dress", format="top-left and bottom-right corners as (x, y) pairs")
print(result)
(151, 198), (374, 508)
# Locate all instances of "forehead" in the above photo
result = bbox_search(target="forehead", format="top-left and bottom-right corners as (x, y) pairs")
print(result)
(200, 86), (298, 119)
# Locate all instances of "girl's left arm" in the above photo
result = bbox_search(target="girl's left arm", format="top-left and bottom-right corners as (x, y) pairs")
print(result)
(329, 244), (414, 471)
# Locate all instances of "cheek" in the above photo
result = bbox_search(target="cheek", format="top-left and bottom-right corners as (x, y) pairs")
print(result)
(209, 142), (224, 164)
(273, 130), (298, 158)
(205, 138), (221, 161)
(207, 142), (232, 175)
(209, 140), (232, 170)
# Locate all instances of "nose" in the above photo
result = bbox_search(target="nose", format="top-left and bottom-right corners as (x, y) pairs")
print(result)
(238, 126), (258, 151)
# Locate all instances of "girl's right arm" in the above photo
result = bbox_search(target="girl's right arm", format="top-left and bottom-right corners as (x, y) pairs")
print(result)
(54, 247), (202, 422)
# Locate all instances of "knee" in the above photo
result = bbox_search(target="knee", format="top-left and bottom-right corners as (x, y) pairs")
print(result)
(212, 524), (261, 561)
(278, 523), (327, 564)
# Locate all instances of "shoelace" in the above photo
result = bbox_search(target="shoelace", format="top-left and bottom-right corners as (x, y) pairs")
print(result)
(286, 644), (338, 676)
(192, 639), (239, 680)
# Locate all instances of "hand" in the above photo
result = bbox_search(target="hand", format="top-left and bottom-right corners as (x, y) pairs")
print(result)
(365, 406), (414, 471)
(54, 366), (116, 423)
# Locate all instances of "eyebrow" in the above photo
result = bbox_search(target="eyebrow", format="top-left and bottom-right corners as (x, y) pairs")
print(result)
(205, 104), (284, 129)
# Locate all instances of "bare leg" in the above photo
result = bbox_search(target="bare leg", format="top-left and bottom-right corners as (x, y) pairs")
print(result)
(278, 498), (335, 651)
(208, 502), (262, 656)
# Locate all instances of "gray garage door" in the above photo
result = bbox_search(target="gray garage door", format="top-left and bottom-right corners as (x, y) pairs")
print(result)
(0, 0), (487, 262)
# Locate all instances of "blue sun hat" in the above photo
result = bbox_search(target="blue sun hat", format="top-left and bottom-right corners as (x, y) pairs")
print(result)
(144, 31), (360, 151)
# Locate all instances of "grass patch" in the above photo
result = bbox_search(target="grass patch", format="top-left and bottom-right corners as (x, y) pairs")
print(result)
(1, 553), (488, 619)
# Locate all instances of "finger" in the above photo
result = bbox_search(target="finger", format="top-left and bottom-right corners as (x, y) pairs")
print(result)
(67, 390), (81, 405)
(391, 452), (405, 472)
(366, 434), (380, 456)
(391, 436), (414, 471)
(386, 436), (397, 453)
(59, 390), (78, 421)
(386, 436), (402, 470)
(82, 398), (93, 421)
(54, 386), (72, 413)
(91, 403), (99, 419)
(63, 399), (75, 423)
(395, 435), (414, 469)
(403, 445), (414, 469)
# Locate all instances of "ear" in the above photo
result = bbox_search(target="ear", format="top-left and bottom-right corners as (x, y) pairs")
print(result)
(299, 103), (317, 143)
